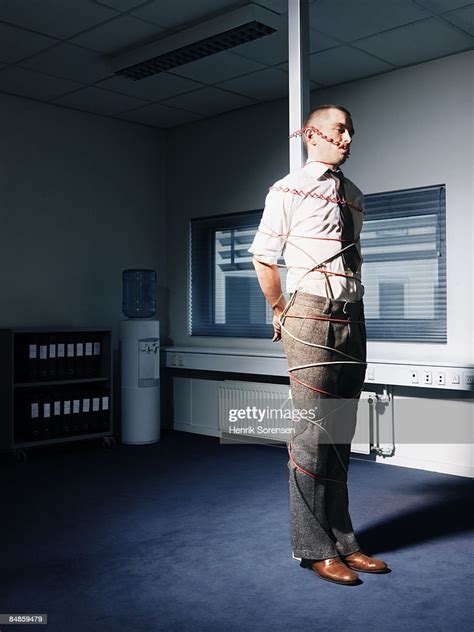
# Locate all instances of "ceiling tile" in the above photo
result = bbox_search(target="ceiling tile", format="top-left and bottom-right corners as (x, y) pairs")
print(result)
(217, 67), (289, 100)
(0, 0), (118, 39)
(131, 0), (243, 30)
(119, 102), (204, 127)
(232, 20), (340, 66)
(412, 0), (474, 14)
(442, 5), (474, 35)
(277, 61), (326, 86)
(309, 0), (430, 42)
(94, 0), (150, 11)
(310, 29), (342, 53)
(161, 86), (256, 115)
(353, 18), (474, 66)
(232, 14), (288, 65)
(19, 43), (112, 84)
(309, 45), (394, 85)
(96, 72), (203, 100)
(252, 0), (289, 13)
(71, 15), (164, 54)
(0, 23), (56, 64)
(169, 51), (266, 84)
(0, 66), (82, 101)
(52, 86), (149, 115)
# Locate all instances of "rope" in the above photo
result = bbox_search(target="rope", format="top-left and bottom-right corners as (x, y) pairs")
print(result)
(256, 129), (367, 484)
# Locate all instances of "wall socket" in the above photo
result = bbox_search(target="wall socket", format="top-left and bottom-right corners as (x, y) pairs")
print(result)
(423, 371), (432, 385)
(436, 372), (445, 385)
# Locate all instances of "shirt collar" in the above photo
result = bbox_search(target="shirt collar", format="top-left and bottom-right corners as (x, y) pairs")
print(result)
(304, 161), (343, 179)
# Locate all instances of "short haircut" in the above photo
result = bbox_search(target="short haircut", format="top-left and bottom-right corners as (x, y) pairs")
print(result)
(303, 104), (352, 129)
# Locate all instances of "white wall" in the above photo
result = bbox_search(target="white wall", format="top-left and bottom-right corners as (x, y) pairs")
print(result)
(166, 50), (474, 367)
(0, 94), (169, 339)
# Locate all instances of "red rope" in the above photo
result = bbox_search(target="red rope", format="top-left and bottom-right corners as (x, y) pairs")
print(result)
(289, 125), (348, 149)
(287, 442), (346, 484)
(269, 186), (363, 213)
(289, 374), (341, 398)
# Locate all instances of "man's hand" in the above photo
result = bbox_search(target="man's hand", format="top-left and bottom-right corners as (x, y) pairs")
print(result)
(272, 307), (284, 342)
(251, 257), (286, 342)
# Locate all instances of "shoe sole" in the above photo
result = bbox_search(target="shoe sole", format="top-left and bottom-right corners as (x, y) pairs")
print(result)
(345, 565), (390, 574)
(313, 571), (360, 585)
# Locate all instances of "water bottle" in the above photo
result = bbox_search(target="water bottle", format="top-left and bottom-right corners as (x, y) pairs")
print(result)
(122, 269), (156, 318)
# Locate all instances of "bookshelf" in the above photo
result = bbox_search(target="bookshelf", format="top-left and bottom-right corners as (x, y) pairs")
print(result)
(0, 327), (115, 462)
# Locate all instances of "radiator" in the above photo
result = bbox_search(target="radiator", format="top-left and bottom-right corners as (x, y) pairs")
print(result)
(218, 380), (374, 453)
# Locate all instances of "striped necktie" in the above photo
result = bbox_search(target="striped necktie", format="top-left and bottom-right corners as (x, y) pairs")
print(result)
(326, 169), (361, 274)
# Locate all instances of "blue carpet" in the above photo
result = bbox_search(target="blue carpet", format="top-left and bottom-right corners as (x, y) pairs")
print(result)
(0, 430), (472, 632)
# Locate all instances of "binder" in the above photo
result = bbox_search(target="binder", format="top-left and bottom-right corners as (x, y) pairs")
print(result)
(52, 391), (62, 438)
(81, 393), (91, 434)
(30, 394), (41, 441)
(38, 336), (49, 381)
(48, 334), (57, 380)
(66, 336), (75, 379)
(62, 394), (72, 436)
(27, 336), (40, 382)
(93, 336), (101, 377)
(75, 334), (85, 379)
(101, 390), (110, 432)
(91, 392), (101, 433)
(40, 393), (52, 441)
(84, 338), (94, 378)
(56, 335), (66, 380)
(72, 393), (82, 434)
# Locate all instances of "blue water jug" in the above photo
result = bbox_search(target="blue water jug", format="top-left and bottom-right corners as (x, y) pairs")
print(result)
(122, 269), (156, 318)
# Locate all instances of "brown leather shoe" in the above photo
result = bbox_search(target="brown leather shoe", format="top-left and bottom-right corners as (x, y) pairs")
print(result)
(301, 557), (360, 585)
(343, 551), (389, 573)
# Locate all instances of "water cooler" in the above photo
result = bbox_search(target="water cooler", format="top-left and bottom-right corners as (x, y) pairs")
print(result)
(119, 270), (160, 445)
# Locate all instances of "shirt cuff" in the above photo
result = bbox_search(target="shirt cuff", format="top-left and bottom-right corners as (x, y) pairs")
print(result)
(248, 246), (280, 264)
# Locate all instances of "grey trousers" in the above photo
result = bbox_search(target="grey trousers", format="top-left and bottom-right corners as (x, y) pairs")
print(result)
(280, 291), (367, 561)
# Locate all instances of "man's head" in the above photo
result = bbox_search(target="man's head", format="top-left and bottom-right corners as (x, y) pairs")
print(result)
(302, 105), (354, 168)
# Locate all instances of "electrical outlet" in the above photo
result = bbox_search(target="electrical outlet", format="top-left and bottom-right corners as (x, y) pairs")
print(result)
(423, 371), (432, 385)
(170, 354), (177, 367)
(411, 371), (418, 384)
(436, 372), (445, 386)
(177, 354), (185, 367)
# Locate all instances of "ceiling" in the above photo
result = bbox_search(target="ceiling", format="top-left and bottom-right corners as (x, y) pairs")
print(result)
(0, 0), (472, 129)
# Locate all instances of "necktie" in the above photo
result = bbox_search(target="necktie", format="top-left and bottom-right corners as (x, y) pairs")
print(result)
(326, 170), (361, 274)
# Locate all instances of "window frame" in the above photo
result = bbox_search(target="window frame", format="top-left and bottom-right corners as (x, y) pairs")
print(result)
(189, 184), (447, 343)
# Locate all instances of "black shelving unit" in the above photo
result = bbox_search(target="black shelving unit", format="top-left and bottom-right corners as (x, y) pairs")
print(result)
(0, 327), (115, 462)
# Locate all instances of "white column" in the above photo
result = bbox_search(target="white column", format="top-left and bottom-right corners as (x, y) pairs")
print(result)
(288, 0), (310, 172)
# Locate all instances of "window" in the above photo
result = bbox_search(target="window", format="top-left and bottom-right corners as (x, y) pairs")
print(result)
(362, 185), (446, 342)
(190, 185), (446, 342)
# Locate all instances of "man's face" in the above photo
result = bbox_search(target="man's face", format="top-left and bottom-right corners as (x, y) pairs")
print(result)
(305, 108), (355, 166)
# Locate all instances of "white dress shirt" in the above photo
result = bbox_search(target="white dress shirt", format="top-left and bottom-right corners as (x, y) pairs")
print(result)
(248, 161), (365, 302)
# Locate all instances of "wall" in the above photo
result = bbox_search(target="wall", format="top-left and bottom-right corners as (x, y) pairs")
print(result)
(166, 50), (474, 367)
(0, 94), (168, 436)
(0, 94), (168, 334)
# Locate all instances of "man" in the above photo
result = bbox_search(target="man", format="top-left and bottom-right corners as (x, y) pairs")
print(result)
(249, 105), (388, 585)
